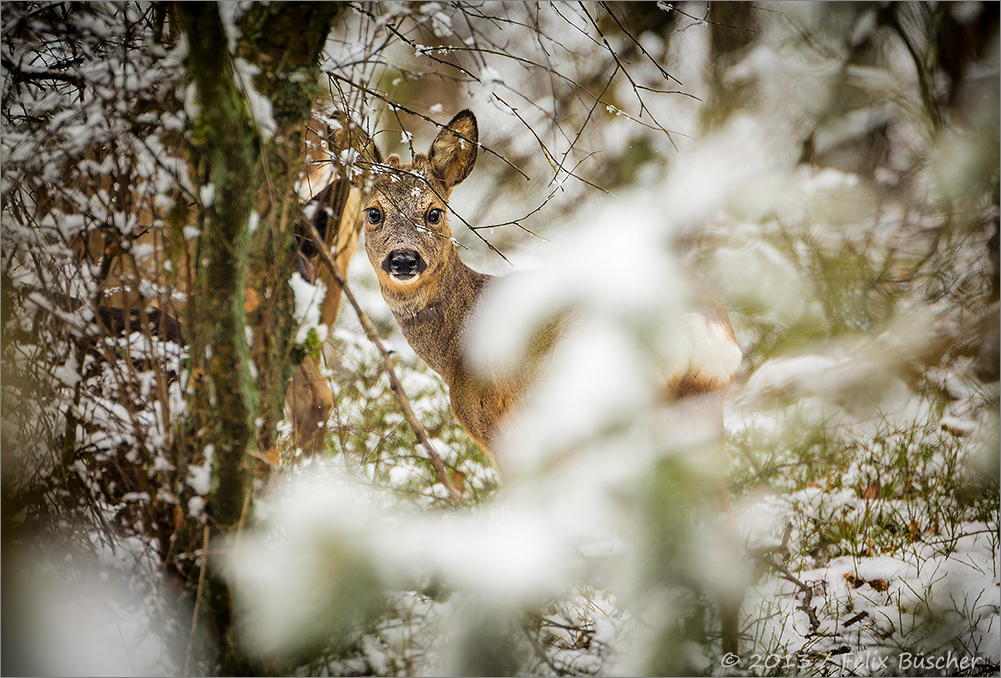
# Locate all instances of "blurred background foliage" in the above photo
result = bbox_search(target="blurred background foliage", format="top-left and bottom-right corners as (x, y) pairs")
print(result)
(2, 2), (998, 676)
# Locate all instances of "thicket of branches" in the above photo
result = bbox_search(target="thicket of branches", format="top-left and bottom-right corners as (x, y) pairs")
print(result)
(2, 2), (998, 676)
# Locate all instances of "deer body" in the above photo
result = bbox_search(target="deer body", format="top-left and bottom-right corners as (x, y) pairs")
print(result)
(62, 116), (378, 454)
(385, 250), (518, 450)
(362, 111), (526, 452)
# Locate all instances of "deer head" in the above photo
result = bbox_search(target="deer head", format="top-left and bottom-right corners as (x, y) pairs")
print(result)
(363, 110), (478, 311)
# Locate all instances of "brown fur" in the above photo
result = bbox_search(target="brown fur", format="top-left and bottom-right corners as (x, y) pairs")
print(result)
(285, 178), (366, 452)
(286, 355), (335, 452)
(363, 112), (525, 452)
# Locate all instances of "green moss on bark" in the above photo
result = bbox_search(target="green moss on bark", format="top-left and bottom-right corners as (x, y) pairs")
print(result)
(176, 3), (258, 532)
(175, 3), (341, 670)
(236, 2), (344, 455)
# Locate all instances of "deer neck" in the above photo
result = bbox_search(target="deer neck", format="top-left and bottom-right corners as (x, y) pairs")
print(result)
(386, 249), (491, 384)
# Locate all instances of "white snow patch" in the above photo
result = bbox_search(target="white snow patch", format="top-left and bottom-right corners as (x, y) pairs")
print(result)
(199, 184), (214, 207)
(187, 444), (213, 496)
(233, 58), (277, 141)
(289, 272), (329, 345)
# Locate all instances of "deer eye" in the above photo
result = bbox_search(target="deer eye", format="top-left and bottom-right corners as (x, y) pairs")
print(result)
(366, 207), (383, 225)
(426, 208), (442, 225)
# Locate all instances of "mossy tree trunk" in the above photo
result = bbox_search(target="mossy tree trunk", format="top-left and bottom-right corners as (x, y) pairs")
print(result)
(175, 2), (342, 673)
(236, 2), (345, 459)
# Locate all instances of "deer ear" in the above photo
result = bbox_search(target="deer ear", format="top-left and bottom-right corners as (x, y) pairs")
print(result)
(364, 137), (383, 165)
(428, 110), (478, 188)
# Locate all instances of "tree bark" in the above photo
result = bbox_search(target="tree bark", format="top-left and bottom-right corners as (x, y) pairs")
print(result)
(174, 2), (342, 672)
(236, 2), (345, 459)
(176, 1), (258, 532)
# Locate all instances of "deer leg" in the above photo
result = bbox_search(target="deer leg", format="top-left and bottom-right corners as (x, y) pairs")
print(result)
(287, 356), (333, 453)
(672, 387), (745, 656)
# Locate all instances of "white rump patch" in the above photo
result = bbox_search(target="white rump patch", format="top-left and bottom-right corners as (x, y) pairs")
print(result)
(663, 313), (742, 385)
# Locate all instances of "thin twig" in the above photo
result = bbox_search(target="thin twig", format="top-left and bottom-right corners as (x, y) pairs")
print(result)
(184, 524), (211, 677)
(598, 1), (684, 86)
(322, 70), (529, 181)
(522, 613), (564, 675)
(753, 552), (822, 636)
(303, 218), (463, 509)
(233, 481), (253, 552)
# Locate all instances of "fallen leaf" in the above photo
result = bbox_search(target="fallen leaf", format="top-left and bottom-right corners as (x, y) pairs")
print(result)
(864, 481), (880, 501)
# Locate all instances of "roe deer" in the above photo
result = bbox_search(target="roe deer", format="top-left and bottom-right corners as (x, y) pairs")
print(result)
(363, 110), (742, 448)
(62, 115), (378, 454)
(363, 109), (744, 654)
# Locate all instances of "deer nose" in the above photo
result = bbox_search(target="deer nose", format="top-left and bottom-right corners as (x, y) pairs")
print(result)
(383, 249), (427, 279)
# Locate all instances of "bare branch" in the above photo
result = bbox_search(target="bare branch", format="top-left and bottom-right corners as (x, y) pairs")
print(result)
(302, 217), (464, 509)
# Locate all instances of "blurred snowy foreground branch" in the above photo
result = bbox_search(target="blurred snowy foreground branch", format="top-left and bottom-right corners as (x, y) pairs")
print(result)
(229, 162), (747, 675)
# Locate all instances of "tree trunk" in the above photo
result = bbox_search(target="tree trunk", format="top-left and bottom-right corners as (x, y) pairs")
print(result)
(176, 1), (258, 532)
(174, 2), (342, 672)
(236, 2), (345, 459)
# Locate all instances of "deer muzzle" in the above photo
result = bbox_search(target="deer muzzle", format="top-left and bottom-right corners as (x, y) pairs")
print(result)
(383, 248), (427, 281)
